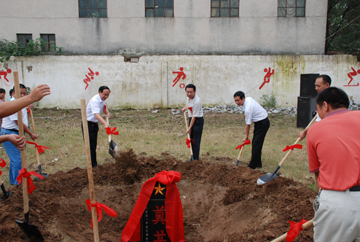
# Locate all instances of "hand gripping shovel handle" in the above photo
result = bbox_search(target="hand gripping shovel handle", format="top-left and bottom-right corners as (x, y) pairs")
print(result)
(271, 219), (313, 242)
(183, 111), (194, 160)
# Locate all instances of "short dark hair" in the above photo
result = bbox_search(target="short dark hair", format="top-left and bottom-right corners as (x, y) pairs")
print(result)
(0, 88), (5, 94)
(9, 89), (14, 96)
(13, 84), (26, 92)
(185, 84), (196, 92)
(234, 91), (245, 99)
(99, 86), (110, 93)
(317, 75), (332, 86)
(316, 87), (349, 109)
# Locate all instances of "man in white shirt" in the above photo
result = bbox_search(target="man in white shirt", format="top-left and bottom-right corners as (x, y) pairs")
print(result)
(85, 86), (110, 167)
(1, 84), (38, 185)
(182, 84), (204, 161)
(299, 74), (331, 140)
(234, 91), (270, 169)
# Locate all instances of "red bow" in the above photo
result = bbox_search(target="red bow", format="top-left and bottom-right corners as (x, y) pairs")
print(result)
(86, 199), (117, 227)
(27, 109), (31, 114)
(235, 139), (251, 149)
(26, 141), (49, 154)
(185, 138), (194, 148)
(286, 219), (308, 242)
(105, 127), (119, 135)
(283, 144), (303, 152)
(188, 107), (193, 114)
(0, 159), (6, 168)
(16, 168), (43, 194)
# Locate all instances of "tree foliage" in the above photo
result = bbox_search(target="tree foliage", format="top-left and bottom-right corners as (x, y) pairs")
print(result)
(0, 38), (63, 62)
(326, 0), (360, 58)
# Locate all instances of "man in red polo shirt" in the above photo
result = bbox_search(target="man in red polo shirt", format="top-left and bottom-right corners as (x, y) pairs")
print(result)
(307, 87), (360, 242)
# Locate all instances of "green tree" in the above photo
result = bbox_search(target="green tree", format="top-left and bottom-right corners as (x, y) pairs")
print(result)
(326, 0), (360, 58)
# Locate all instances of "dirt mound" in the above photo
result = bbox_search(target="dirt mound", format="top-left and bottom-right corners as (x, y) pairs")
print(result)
(0, 150), (316, 241)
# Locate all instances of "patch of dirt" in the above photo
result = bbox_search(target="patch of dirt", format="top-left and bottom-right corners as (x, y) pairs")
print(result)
(0, 150), (315, 241)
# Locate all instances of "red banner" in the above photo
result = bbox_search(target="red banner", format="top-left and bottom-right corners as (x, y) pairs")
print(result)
(105, 127), (119, 135)
(16, 168), (43, 194)
(26, 141), (49, 154)
(286, 219), (308, 242)
(235, 139), (251, 149)
(86, 199), (117, 227)
(283, 144), (303, 152)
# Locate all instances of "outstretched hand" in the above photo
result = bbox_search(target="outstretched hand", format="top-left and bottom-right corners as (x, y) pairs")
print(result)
(29, 84), (51, 102)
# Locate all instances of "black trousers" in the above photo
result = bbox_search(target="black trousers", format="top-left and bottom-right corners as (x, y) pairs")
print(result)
(248, 117), (270, 169)
(81, 121), (99, 167)
(189, 117), (204, 160)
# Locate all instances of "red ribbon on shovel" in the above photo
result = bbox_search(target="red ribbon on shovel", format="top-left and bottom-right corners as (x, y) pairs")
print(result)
(282, 144), (302, 152)
(188, 107), (193, 114)
(105, 127), (119, 135)
(26, 141), (49, 154)
(0, 159), (7, 176)
(185, 138), (194, 148)
(286, 219), (308, 242)
(16, 168), (44, 194)
(235, 139), (251, 149)
(86, 199), (117, 227)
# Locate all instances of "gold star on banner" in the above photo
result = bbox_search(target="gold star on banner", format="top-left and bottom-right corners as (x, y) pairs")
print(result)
(154, 183), (165, 195)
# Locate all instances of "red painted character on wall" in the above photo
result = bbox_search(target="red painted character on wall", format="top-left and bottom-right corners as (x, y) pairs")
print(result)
(259, 67), (275, 90)
(344, 67), (360, 87)
(172, 67), (186, 88)
(83, 68), (100, 90)
(0, 68), (13, 86)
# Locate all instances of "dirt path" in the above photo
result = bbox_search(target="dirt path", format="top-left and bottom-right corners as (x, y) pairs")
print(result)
(0, 150), (315, 241)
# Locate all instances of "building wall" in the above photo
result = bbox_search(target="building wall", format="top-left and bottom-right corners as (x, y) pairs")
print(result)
(0, 0), (327, 55)
(1, 55), (359, 109)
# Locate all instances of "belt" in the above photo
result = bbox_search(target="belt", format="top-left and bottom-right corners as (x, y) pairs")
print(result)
(87, 121), (98, 125)
(350, 186), (360, 192)
(2, 128), (19, 132)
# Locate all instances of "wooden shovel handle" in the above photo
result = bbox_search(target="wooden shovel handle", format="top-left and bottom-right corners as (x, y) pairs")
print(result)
(106, 117), (111, 142)
(237, 146), (244, 161)
(278, 114), (318, 167)
(29, 109), (41, 166)
(183, 111), (193, 156)
(271, 219), (313, 242)
(13, 71), (29, 214)
(80, 99), (100, 242)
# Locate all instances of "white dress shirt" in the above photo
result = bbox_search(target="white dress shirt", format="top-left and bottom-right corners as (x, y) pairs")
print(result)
(187, 94), (203, 118)
(86, 94), (105, 123)
(242, 97), (268, 125)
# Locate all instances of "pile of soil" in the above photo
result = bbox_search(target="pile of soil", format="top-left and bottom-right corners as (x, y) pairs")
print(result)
(0, 150), (315, 241)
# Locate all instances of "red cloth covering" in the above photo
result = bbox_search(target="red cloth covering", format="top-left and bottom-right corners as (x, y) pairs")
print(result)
(86, 199), (117, 227)
(26, 141), (49, 154)
(0, 159), (6, 168)
(235, 139), (251, 149)
(286, 219), (308, 242)
(185, 138), (194, 148)
(105, 127), (119, 135)
(16, 168), (43, 194)
(283, 144), (302, 152)
(121, 170), (185, 242)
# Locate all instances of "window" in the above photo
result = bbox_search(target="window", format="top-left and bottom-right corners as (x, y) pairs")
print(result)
(145, 0), (174, 17)
(278, 0), (305, 17)
(79, 0), (107, 18)
(17, 34), (32, 47)
(211, 0), (239, 17)
(41, 34), (56, 51)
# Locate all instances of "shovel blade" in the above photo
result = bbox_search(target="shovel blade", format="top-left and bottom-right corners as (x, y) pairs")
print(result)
(257, 172), (279, 185)
(235, 160), (239, 167)
(16, 220), (44, 242)
(109, 140), (118, 158)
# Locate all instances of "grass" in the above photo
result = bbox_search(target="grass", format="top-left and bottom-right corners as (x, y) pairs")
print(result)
(0, 109), (314, 188)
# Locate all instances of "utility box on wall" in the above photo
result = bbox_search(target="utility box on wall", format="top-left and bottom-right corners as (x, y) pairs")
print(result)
(297, 74), (319, 128)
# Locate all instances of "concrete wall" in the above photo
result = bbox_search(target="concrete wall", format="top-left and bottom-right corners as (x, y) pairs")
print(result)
(0, 55), (359, 109)
(0, 0), (327, 55)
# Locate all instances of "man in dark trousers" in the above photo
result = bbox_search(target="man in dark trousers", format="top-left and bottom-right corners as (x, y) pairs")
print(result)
(307, 87), (360, 241)
(182, 84), (204, 161)
(234, 91), (270, 169)
(85, 86), (110, 167)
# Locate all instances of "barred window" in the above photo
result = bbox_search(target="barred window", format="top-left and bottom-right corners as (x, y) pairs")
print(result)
(17, 34), (32, 47)
(40, 34), (56, 51)
(145, 0), (174, 17)
(278, 0), (305, 17)
(79, 0), (107, 18)
(211, 0), (239, 17)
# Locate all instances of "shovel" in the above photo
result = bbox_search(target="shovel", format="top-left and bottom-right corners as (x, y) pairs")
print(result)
(29, 109), (48, 181)
(106, 117), (118, 158)
(257, 114), (318, 185)
(271, 219), (313, 242)
(13, 71), (44, 241)
(183, 111), (194, 162)
(1, 181), (13, 201)
(235, 140), (251, 167)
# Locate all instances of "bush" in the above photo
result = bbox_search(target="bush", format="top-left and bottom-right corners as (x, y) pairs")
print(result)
(260, 93), (277, 108)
